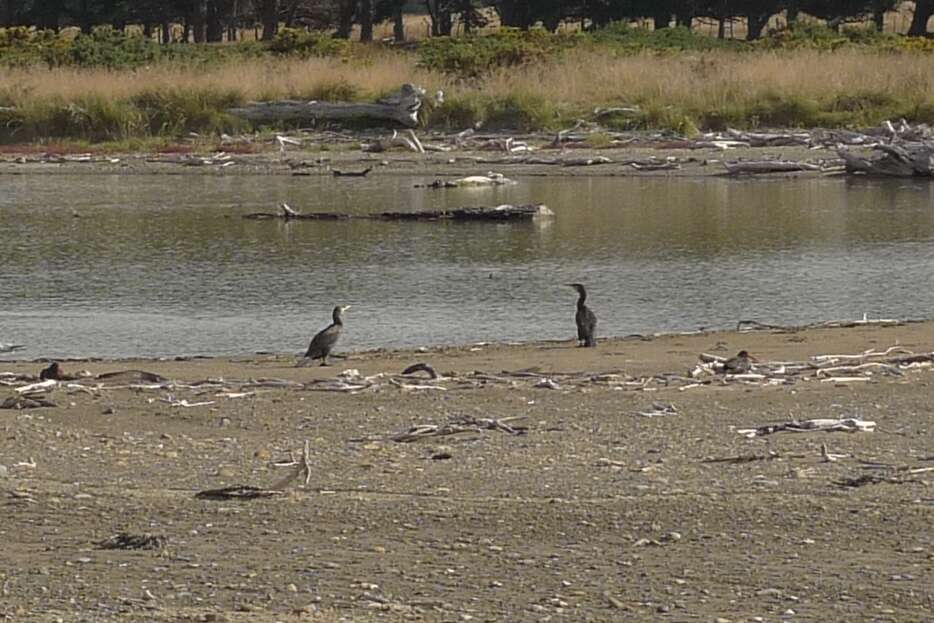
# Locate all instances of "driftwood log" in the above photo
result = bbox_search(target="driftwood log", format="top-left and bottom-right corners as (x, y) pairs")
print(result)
(723, 160), (823, 175)
(839, 140), (934, 177)
(227, 83), (424, 128)
(243, 202), (554, 222)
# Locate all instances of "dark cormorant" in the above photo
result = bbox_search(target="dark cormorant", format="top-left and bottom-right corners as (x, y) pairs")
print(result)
(567, 283), (597, 347)
(303, 305), (350, 366)
(40, 362), (62, 380)
(721, 350), (755, 374)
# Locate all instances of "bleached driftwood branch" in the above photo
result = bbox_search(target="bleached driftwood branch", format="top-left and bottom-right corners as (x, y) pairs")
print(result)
(736, 418), (876, 438)
(838, 140), (934, 177)
(3, 336), (931, 407)
(723, 160), (823, 175)
(737, 314), (904, 333)
(390, 415), (527, 442)
(836, 120), (934, 177)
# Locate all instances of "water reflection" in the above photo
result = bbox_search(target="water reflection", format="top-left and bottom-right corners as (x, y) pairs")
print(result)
(1, 173), (933, 358)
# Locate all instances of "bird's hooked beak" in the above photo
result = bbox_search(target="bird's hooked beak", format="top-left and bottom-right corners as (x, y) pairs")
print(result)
(341, 305), (352, 312)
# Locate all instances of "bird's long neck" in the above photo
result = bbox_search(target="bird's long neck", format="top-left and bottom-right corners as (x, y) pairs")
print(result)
(576, 289), (587, 308)
(333, 311), (343, 325)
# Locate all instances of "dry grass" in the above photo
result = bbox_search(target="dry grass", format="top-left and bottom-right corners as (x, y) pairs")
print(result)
(0, 55), (433, 102)
(473, 47), (934, 107)
(6, 48), (932, 106)
(2, 46), (933, 141)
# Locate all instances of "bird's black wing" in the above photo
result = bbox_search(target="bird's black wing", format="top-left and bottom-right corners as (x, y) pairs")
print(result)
(582, 308), (597, 346)
(305, 323), (341, 358)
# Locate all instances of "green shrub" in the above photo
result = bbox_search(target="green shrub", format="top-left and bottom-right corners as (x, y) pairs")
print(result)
(0, 26), (267, 69)
(299, 80), (361, 102)
(756, 22), (913, 51)
(424, 94), (484, 129)
(68, 26), (161, 68)
(830, 91), (899, 112)
(483, 92), (556, 131)
(268, 28), (349, 57)
(697, 106), (748, 131)
(417, 28), (578, 78)
(759, 22), (849, 50)
(591, 23), (743, 52)
(633, 105), (700, 136)
(0, 96), (142, 141)
(131, 88), (244, 135)
(748, 93), (821, 127)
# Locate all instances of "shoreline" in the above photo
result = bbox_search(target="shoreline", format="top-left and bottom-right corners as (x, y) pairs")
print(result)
(2, 318), (930, 378)
(0, 143), (842, 179)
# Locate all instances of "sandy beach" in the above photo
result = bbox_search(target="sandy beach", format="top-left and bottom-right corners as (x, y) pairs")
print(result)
(1, 320), (933, 622)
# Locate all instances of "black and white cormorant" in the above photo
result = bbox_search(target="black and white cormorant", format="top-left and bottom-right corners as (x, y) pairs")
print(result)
(566, 283), (597, 348)
(302, 305), (351, 366)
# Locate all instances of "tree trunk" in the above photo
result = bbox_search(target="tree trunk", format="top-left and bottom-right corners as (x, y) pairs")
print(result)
(908, 0), (933, 36)
(461, 0), (472, 33)
(229, 0), (239, 41)
(161, 21), (171, 43)
(676, 11), (693, 28)
(786, 3), (799, 26)
(336, 0), (356, 39)
(717, 17), (725, 38)
(425, 0), (453, 35)
(359, 0), (373, 41)
(190, 0), (207, 43)
(496, 0), (530, 29)
(77, 0), (92, 33)
(34, 0), (63, 30)
(284, 0), (298, 27)
(425, 0), (439, 35)
(871, 0), (885, 32)
(261, 0), (278, 41)
(653, 13), (670, 30)
(392, 1), (404, 41)
(438, 7), (453, 34)
(206, 0), (224, 42)
(746, 12), (769, 40)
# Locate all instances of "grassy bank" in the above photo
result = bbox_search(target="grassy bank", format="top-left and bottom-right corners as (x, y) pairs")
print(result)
(1, 25), (933, 143)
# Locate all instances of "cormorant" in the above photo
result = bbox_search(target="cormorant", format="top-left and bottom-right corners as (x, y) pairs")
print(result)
(567, 283), (597, 347)
(721, 350), (755, 374)
(40, 362), (62, 381)
(302, 305), (351, 366)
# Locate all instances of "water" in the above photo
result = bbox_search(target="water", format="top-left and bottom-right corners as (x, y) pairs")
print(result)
(1, 172), (933, 359)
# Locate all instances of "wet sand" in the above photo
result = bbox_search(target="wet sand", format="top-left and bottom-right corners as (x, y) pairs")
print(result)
(2, 321), (933, 622)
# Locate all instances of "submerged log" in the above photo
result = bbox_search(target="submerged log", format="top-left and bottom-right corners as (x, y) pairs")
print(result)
(243, 203), (553, 222)
(227, 83), (424, 128)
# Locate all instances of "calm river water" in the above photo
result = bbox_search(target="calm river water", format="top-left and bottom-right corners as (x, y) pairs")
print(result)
(2, 173), (933, 359)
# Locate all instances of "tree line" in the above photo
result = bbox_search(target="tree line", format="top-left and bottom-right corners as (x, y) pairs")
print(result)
(2, 0), (931, 42)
